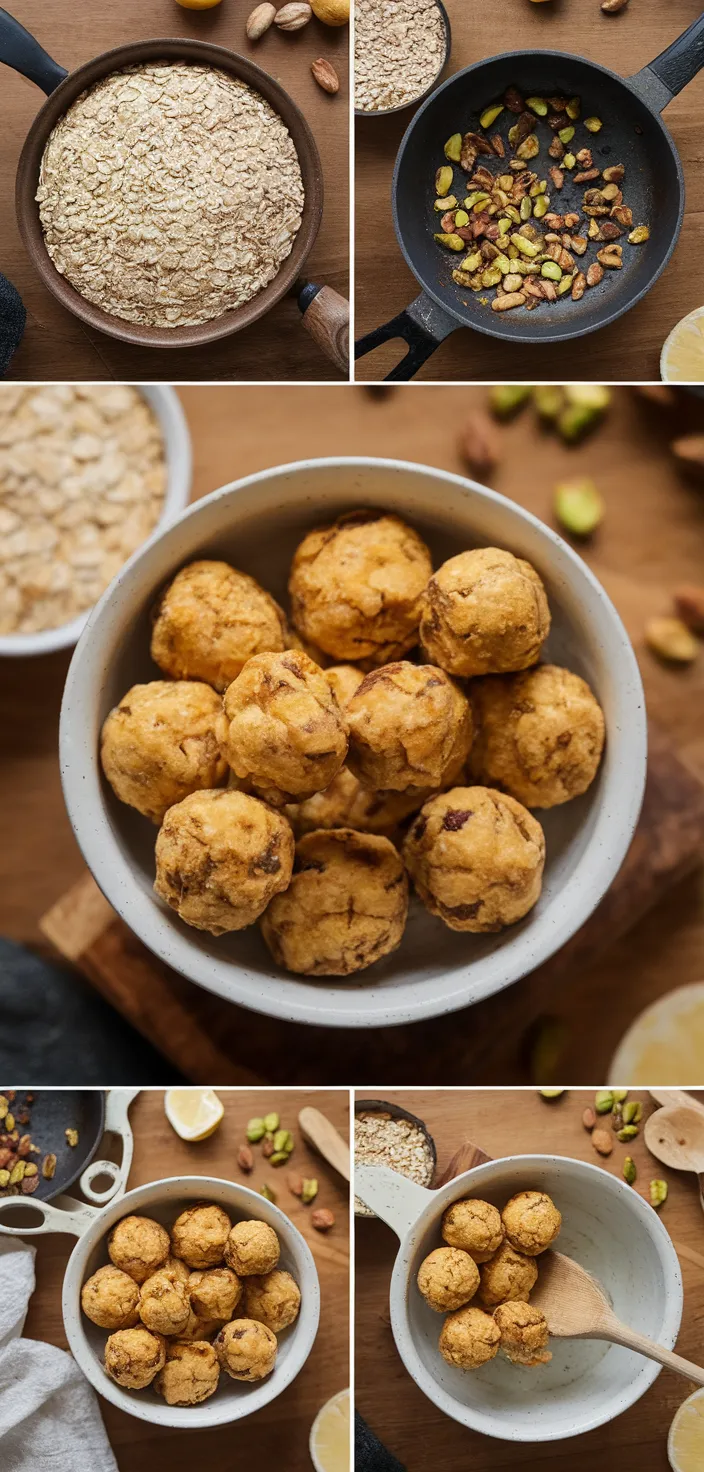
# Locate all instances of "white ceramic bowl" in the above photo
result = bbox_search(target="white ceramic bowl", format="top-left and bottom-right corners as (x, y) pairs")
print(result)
(355, 1155), (683, 1443)
(0, 1175), (319, 1429)
(60, 457), (646, 1029)
(0, 385), (191, 659)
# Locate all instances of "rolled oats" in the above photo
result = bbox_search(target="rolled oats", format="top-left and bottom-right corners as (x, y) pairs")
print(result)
(355, 0), (446, 113)
(354, 1109), (434, 1215)
(0, 386), (166, 636)
(37, 62), (304, 328)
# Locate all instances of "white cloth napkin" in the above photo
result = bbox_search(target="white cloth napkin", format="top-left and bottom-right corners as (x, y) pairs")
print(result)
(0, 1236), (118, 1472)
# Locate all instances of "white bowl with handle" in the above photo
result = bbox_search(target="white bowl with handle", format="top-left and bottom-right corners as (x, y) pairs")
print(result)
(59, 456), (647, 1028)
(355, 1155), (683, 1442)
(0, 1175), (320, 1429)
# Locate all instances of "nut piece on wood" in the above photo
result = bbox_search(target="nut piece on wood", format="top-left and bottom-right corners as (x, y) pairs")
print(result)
(582, 1107), (597, 1132)
(458, 412), (500, 475)
(311, 1207), (335, 1231)
(645, 617), (699, 665)
(237, 1145), (254, 1172)
(674, 586), (704, 634)
(591, 1128), (613, 1157)
(671, 434), (704, 472)
(602, 0), (629, 10)
(311, 58), (340, 93)
(275, 2), (312, 29)
(246, 2), (276, 38)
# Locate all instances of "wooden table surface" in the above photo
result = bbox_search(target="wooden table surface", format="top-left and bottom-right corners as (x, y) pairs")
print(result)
(19, 1088), (349, 1472)
(1, 1), (349, 382)
(2, 383), (704, 1081)
(354, 0), (704, 382)
(355, 1087), (704, 1471)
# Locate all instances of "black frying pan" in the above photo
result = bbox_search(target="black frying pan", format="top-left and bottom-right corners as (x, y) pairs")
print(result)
(2, 1090), (105, 1203)
(355, 17), (704, 380)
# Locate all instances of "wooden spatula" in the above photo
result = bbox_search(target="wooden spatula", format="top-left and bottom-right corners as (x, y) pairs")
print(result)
(531, 1249), (704, 1386)
(645, 1104), (704, 1216)
(299, 1105), (350, 1182)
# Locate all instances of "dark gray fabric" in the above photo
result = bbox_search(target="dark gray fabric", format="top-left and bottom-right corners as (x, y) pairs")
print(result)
(0, 939), (181, 1084)
(0, 275), (26, 377)
(355, 1413), (407, 1472)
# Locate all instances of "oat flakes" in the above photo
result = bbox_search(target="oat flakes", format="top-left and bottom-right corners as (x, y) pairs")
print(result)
(0, 386), (166, 636)
(37, 62), (305, 328)
(355, 0), (446, 113)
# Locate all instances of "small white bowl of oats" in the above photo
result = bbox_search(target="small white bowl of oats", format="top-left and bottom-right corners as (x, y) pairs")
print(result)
(0, 384), (191, 658)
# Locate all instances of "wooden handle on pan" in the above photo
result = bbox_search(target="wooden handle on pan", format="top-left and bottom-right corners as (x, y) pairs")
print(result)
(298, 283), (349, 376)
(435, 1139), (493, 1188)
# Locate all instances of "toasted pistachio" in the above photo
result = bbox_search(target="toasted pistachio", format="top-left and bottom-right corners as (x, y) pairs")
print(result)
(263, 1112), (280, 1132)
(270, 1150), (289, 1165)
(616, 1125), (639, 1142)
(557, 272), (575, 295)
(489, 385), (532, 418)
(510, 233), (540, 258)
(460, 250), (482, 272)
(623, 1101), (643, 1125)
(444, 133), (462, 162)
(645, 617), (699, 665)
(260, 1183), (276, 1201)
(434, 233), (466, 251)
(533, 195), (549, 219)
(629, 225), (650, 244)
(504, 205), (521, 223)
(534, 386), (564, 419)
(9, 1162), (25, 1185)
(503, 273), (522, 292)
(301, 1178), (319, 1204)
(601, 183), (621, 201)
(273, 1128), (294, 1153)
(435, 166), (454, 197)
(491, 292), (525, 311)
(498, 218), (512, 236)
(494, 252), (512, 273)
(594, 1089), (615, 1114)
(520, 196), (532, 221)
(454, 210), (470, 227)
(541, 260), (562, 281)
(0, 1170), (9, 1188)
(480, 103), (504, 129)
(434, 195), (458, 211)
(481, 266), (502, 287)
(526, 96), (548, 116)
(451, 269), (475, 287)
(247, 1117), (266, 1142)
(516, 134), (540, 161)
(623, 1157), (637, 1185)
(584, 116), (603, 133)
(650, 1180), (668, 1208)
(566, 96), (581, 120)
(558, 125), (575, 144)
(538, 1088), (565, 1099)
(563, 152), (576, 168)
(497, 174), (514, 190)
(471, 194), (492, 213)
(554, 479), (604, 537)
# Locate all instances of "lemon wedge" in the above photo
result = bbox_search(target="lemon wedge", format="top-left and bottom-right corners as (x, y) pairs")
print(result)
(669, 1388), (704, 1470)
(310, 1388), (350, 1472)
(661, 308), (704, 382)
(609, 983), (704, 1085)
(164, 1088), (224, 1141)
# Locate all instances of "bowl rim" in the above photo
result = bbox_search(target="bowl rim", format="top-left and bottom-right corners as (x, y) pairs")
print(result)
(59, 455), (647, 1030)
(388, 1153), (684, 1443)
(61, 1173), (321, 1429)
(0, 385), (192, 658)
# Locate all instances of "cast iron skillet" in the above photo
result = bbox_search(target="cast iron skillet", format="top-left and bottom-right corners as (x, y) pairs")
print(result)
(0, 9), (348, 370)
(2, 1090), (105, 1204)
(355, 16), (704, 380)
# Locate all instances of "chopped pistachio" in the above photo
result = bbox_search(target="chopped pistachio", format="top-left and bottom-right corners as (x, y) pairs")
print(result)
(460, 250), (482, 272)
(301, 1178), (319, 1204)
(517, 133), (540, 161)
(444, 133), (462, 162)
(263, 1112), (280, 1133)
(434, 233), (466, 251)
(260, 1183), (276, 1201)
(481, 266), (502, 287)
(270, 1151), (289, 1166)
(616, 1125), (639, 1142)
(489, 385), (532, 418)
(650, 1179), (668, 1209)
(623, 1101), (643, 1125)
(480, 103), (504, 129)
(533, 195), (549, 219)
(623, 1157), (637, 1185)
(247, 1117), (266, 1142)
(554, 478), (604, 537)
(533, 386), (565, 418)
(498, 218), (512, 236)
(566, 96), (581, 119)
(520, 196), (532, 221)
(563, 152), (576, 169)
(526, 96), (548, 116)
(434, 196), (457, 211)
(454, 210), (470, 227)
(584, 116), (603, 133)
(509, 233), (540, 258)
(612, 1089), (629, 1103)
(541, 260), (563, 281)
(557, 273), (575, 295)
(629, 225), (650, 244)
(435, 165), (454, 196)
(594, 1090), (614, 1114)
(558, 125), (575, 144)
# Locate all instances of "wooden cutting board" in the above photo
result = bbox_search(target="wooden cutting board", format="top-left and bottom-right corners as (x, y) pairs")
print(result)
(40, 722), (704, 1086)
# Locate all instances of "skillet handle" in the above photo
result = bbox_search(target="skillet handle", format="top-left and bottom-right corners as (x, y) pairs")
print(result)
(297, 283), (349, 377)
(0, 1193), (98, 1239)
(355, 293), (457, 382)
(79, 1087), (138, 1206)
(628, 13), (704, 111)
(0, 7), (67, 94)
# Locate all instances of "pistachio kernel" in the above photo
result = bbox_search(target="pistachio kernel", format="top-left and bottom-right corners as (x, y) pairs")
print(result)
(623, 1157), (637, 1185)
(650, 1179), (668, 1209)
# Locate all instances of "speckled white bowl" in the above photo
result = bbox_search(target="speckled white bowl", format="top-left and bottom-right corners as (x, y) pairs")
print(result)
(355, 1155), (683, 1442)
(0, 1175), (319, 1429)
(0, 385), (191, 658)
(59, 457), (646, 1029)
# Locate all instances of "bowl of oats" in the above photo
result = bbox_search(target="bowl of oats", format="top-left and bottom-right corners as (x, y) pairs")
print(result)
(3, 12), (323, 347)
(355, 0), (451, 117)
(0, 385), (191, 657)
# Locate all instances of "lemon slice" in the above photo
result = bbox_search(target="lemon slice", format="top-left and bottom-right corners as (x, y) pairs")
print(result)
(669, 1388), (704, 1470)
(310, 1388), (350, 1472)
(661, 308), (704, 382)
(609, 983), (704, 1085)
(164, 1088), (224, 1141)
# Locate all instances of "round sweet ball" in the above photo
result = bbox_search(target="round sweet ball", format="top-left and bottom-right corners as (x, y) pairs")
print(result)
(155, 1340), (220, 1406)
(151, 560), (287, 692)
(478, 1242), (538, 1308)
(163, 1255), (191, 1286)
(347, 662), (473, 794)
(189, 1267), (242, 1322)
(326, 664), (365, 709)
(501, 1191), (562, 1256)
(420, 548), (551, 678)
(178, 1308), (223, 1343)
(438, 1305), (500, 1370)
(494, 1301), (551, 1366)
(214, 1318), (278, 1382)
(441, 1198), (504, 1263)
(417, 1247), (480, 1313)
(100, 680), (229, 825)
(403, 787), (545, 933)
(243, 1269), (302, 1333)
(81, 1265), (140, 1331)
(260, 828), (409, 977)
(171, 1203), (232, 1270)
(284, 768), (426, 840)
(289, 511), (432, 665)
(224, 1220), (280, 1277)
(138, 1269), (191, 1337)
(104, 1327), (166, 1389)
(469, 665), (606, 809)
(107, 1215), (170, 1285)
(154, 789), (294, 935)
(222, 651), (349, 807)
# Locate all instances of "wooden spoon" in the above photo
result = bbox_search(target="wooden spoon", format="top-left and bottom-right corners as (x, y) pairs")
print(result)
(531, 1250), (704, 1387)
(298, 1106), (350, 1182)
(644, 1104), (704, 1214)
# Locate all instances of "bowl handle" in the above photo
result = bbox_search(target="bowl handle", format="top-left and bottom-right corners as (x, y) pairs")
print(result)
(0, 1193), (99, 1238)
(355, 1165), (434, 1239)
(79, 1087), (138, 1206)
(0, 7), (68, 95)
